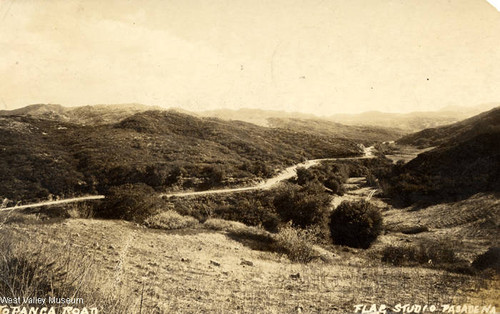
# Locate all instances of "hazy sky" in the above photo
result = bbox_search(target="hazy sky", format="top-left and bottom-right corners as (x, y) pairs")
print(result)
(1, 0), (499, 115)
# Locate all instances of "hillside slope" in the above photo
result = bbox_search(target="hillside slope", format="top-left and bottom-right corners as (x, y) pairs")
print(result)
(0, 103), (162, 125)
(268, 117), (404, 145)
(3, 217), (495, 313)
(0, 111), (361, 205)
(330, 103), (499, 132)
(380, 107), (500, 206)
(1, 104), (403, 145)
(397, 107), (500, 148)
(384, 130), (500, 206)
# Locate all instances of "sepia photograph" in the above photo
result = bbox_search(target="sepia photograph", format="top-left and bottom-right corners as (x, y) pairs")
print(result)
(0, 0), (499, 313)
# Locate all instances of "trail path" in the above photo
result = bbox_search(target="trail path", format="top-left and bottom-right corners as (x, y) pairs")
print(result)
(2, 146), (375, 208)
(1, 195), (105, 211)
(162, 146), (375, 198)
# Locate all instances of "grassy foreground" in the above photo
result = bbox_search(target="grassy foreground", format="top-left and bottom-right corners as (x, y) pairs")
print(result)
(0, 211), (498, 313)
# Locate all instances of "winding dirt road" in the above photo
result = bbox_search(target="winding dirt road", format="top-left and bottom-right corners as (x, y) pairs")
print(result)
(162, 146), (375, 198)
(2, 146), (375, 209)
(1, 195), (105, 211)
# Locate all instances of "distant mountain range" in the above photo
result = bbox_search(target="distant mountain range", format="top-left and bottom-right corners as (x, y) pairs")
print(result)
(0, 104), (402, 145)
(196, 103), (499, 132)
(329, 103), (499, 132)
(0, 103), (162, 125)
(2, 103), (497, 133)
(195, 108), (319, 127)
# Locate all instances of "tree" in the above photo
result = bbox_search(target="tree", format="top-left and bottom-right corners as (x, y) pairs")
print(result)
(295, 167), (317, 186)
(329, 200), (382, 249)
(274, 182), (331, 228)
(97, 183), (158, 222)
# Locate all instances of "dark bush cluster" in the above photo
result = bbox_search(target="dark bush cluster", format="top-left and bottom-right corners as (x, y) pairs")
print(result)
(329, 200), (383, 249)
(96, 183), (159, 222)
(273, 182), (332, 229)
(472, 247), (500, 273)
(171, 181), (386, 252)
(294, 162), (349, 195)
(214, 198), (280, 232)
(169, 180), (335, 235)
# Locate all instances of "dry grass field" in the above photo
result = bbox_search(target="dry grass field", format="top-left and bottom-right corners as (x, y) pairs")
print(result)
(1, 194), (498, 313)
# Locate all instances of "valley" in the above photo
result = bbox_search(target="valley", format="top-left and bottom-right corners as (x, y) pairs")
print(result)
(0, 104), (498, 313)
(3, 1), (500, 312)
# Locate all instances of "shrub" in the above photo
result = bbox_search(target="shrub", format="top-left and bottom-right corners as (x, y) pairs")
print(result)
(272, 222), (317, 263)
(274, 182), (331, 229)
(416, 240), (458, 265)
(296, 167), (318, 186)
(203, 218), (250, 233)
(214, 198), (280, 232)
(201, 165), (226, 188)
(144, 210), (199, 230)
(171, 196), (218, 221)
(329, 200), (383, 249)
(381, 240), (470, 273)
(324, 177), (345, 196)
(472, 247), (500, 273)
(381, 245), (419, 266)
(365, 171), (378, 187)
(97, 183), (159, 222)
(294, 163), (348, 196)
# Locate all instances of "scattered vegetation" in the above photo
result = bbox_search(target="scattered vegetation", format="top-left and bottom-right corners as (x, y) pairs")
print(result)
(144, 210), (199, 230)
(380, 108), (500, 206)
(204, 218), (318, 263)
(381, 240), (471, 273)
(329, 201), (383, 249)
(0, 110), (362, 206)
(170, 165), (348, 234)
(381, 132), (500, 206)
(271, 223), (317, 263)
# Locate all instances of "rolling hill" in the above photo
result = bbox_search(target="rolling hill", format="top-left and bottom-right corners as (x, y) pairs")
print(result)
(267, 117), (404, 145)
(0, 103), (162, 125)
(195, 105), (498, 137)
(0, 109), (362, 206)
(330, 103), (499, 132)
(397, 106), (500, 148)
(197, 108), (318, 127)
(383, 107), (500, 206)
